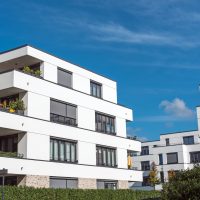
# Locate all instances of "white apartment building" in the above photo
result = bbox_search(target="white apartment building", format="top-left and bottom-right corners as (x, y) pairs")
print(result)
(132, 107), (200, 190)
(0, 45), (142, 189)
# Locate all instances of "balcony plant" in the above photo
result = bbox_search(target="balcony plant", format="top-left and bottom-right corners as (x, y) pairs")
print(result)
(9, 101), (17, 113)
(22, 66), (42, 77)
(34, 69), (42, 77)
(15, 99), (25, 115)
(22, 66), (34, 74)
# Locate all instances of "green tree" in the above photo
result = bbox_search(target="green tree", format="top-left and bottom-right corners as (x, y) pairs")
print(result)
(162, 165), (200, 200)
(148, 161), (160, 190)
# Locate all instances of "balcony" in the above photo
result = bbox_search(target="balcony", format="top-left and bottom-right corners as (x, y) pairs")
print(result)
(0, 94), (25, 116)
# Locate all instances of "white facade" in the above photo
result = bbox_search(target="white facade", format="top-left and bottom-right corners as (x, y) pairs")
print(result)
(132, 108), (200, 190)
(0, 45), (142, 189)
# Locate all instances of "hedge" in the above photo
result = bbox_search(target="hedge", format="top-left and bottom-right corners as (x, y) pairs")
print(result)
(1, 186), (160, 200)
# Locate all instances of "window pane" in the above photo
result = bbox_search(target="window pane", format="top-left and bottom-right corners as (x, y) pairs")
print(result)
(50, 140), (53, 160)
(67, 105), (76, 119)
(103, 149), (106, 165)
(65, 143), (71, 162)
(71, 144), (76, 162)
(107, 149), (111, 166)
(59, 141), (65, 161)
(50, 100), (66, 116)
(50, 179), (66, 189)
(111, 150), (115, 166)
(53, 140), (59, 161)
(58, 69), (72, 88)
(66, 179), (78, 189)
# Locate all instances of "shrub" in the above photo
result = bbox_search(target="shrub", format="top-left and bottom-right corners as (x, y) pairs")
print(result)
(161, 165), (200, 200)
(1, 186), (161, 200)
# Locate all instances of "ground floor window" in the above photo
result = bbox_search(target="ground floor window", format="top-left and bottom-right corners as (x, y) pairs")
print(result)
(0, 176), (17, 186)
(50, 177), (78, 189)
(142, 176), (150, 186)
(97, 180), (118, 189)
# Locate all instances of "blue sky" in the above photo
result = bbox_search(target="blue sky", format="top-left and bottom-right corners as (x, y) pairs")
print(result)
(0, 0), (200, 141)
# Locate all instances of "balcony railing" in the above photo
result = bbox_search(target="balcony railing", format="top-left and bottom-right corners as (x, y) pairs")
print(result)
(153, 142), (200, 148)
(50, 113), (77, 127)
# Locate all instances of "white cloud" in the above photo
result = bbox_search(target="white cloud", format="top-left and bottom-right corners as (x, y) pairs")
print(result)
(159, 98), (194, 118)
(137, 98), (195, 122)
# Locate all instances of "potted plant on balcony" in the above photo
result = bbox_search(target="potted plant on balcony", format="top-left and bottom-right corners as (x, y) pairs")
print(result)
(16, 99), (25, 115)
(9, 101), (17, 113)
(22, 66), (33, 74)
(34, 69), (42, 77)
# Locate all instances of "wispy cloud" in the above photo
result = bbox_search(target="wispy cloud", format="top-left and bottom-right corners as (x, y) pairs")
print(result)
(88, 23), (200, 47)
(138, 98), (195, 122)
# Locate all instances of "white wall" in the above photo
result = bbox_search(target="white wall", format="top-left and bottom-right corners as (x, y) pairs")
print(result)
(26, 92), (50, 121)
(77, 106), (95, 130)
(40, 62), (57, 83)
(26, 132), (50, 160)
(78, 141), (96, 165)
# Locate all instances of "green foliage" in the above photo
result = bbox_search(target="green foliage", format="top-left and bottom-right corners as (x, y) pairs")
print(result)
(34, 69), (42, 76)
(161, 165), (200, 200)
(2, 186), (160, 200)
(15, 99), (25, 111)
(0, 151), (17, 158)
(148, 162), (160, 188)
(9, 101), (17, 110)
(22, 66), (42, 77)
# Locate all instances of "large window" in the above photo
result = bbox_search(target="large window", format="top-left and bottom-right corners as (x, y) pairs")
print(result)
(183, 136), (194, 145)
(50, 99), (77, 126)
(58, 68), (72, 88)
(97, 180), (117, 189)
(96, 146), (117, 167)
(167, 152), (178, 164)
(141, 146), (149, 155)
(0, 135), (18, 153)
(50, 178), (78, 189)
(90, 81), (102, 98)
(190, 151), (200, 163)
(95, 113), (115, 135)
(50, 138), (77, 163)
(141, 161), (150, 171)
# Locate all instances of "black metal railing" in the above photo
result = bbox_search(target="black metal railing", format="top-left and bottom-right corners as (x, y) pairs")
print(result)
(50, 113), (77, 126)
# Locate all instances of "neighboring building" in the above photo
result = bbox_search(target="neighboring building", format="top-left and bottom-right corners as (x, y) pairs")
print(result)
(0, 45), (142, 189)
(131, 107), (200, 190)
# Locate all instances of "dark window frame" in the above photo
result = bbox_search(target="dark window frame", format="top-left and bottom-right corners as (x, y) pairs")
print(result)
(141, 161), (150, 171)
(50, 137), (77, 163)
(96, 145), (117, 168)
(183, 136), (194, 145)
(166, 138), (170, 146)
(142, 176), (150, 186)
(160, 171), (164, 183)
(57, 67), (73, 89)
(167, 152), (178, 164)
(159, 154), (163, 165)
(141, 146), (149, 155)
(95, 112), (115, 135)
(50, 99), (77, 127)
(90, 80), (102, 99)
(190, 151), (200, 163)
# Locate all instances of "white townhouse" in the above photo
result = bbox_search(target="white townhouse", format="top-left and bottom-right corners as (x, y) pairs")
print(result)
(0, 45), (142, 189)
(131, 107), (200, 190)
